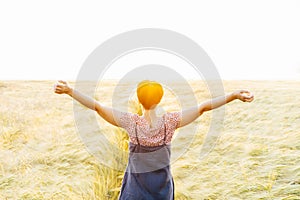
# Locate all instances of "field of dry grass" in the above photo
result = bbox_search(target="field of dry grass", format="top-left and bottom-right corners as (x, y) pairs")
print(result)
(0, 80), (299, 199)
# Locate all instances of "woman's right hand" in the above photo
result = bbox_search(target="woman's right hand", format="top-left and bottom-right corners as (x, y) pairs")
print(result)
(54, 80), (72, 95)
(234, 90), (254, 102)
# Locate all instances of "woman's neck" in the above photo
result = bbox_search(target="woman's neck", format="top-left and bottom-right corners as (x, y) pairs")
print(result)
(143, 108), (158, 125)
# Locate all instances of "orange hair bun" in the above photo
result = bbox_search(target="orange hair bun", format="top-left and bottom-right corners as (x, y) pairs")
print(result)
(137, 80), (164, 110)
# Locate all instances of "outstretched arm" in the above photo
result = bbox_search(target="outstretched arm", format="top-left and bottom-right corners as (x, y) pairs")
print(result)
(54, 80), (122, 127)
(178, 90), (254, 127)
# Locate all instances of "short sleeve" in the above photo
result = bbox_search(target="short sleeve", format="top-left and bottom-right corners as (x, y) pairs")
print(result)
(118, 112), (137, 130)
(165, 112), (181, 131)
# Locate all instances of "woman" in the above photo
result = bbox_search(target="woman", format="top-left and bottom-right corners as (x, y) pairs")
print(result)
(54, 80), (254, 200)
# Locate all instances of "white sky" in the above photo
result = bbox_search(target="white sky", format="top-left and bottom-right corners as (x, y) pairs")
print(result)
(0, 0), (300, 80)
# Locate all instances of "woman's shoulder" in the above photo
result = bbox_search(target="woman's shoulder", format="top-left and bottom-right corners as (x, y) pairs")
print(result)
(164, 111), (181, 117)
(120, 112), (140, 120)
(119, 112), (140, 128)
(163, 111), (181, 122)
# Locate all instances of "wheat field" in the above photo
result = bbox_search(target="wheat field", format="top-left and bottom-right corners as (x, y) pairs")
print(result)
(0, 80), (299, 200)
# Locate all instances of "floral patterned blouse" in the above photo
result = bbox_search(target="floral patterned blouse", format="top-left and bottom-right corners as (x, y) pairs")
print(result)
(119, 112), (181, 146)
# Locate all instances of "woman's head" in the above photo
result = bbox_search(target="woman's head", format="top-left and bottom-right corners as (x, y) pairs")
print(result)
(137, 80), (164, 110)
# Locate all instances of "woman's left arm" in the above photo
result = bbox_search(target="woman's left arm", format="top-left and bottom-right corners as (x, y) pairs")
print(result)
(178, 90), (254, 128)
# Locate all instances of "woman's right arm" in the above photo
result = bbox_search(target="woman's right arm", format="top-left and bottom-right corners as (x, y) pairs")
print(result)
(54, 80), (123, 127)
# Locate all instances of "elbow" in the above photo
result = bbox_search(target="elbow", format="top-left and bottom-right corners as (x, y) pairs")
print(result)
(199, 108), (207, 116)
(95, 103), (102, 113)
(198, 108), (205, 116)
(199, 104), (210, 115)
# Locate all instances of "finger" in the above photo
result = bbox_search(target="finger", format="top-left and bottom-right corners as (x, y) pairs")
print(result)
(240, 90), (251, 95)
(241, 92), (253, 98)
(55, 85), (63, 89)
(55, 86), (63, 91)
(55, 89), (64, 94)
(55, 88), (62, 92)
(244, 96), (254, 102)
(58, 80), (67, 84)
(240, 94), (250, 99)
(247, 94), (254, 99)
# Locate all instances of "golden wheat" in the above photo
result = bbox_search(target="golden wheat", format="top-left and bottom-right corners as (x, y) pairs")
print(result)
(0, 80), (299, 199)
